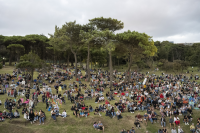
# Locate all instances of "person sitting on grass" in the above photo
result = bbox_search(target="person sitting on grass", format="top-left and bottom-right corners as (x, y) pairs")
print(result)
(55, 108), (59, 117)
(84, 110), (88, 118)
(116, 109), (122, 120)
(169, 116), (175, 128)
(51, 108), (56, 121)
(94, 107), (101, 116)
(148, 113), (153, 124)
(39, 110), (45, 125)
(115, 101), (119, 108)
(120, 129), (126, 133)
(118, 104), (124, 112)
(151, 111), (157, 123)
(188, 114), (193, 123)
(144, 113), (148, 126)
(190, 123), (195, 133)
(196, 123), (200, 132)
(99, 96), (105, 102)
(174, 115), (180, 126)
(73, 107), (79, 118)
(162, 127), (167, 133)
(111, 107), (116, 118)
(7, 110), (13, 120)
(2, 110), (8, 119)
(71, 95), (75, 103)
(178, 126), (184, 133)
(136, 113), (143, 122)
(89, 105), (93, 112)
(34, 110), (39, 121)
(22, 106), (27, 115)
(29, 110), (35, 124)
(158, 129), (163, 133)
(97, 121), (104, 132)
(187, 106), (193, 115)
(71, 104), (76, 111)
(171, 127), (177, 133)
(130, 127), (135, 133)
(93, 122), (98, 130)
(183, 115), (189, 125)
(61, 109), (67, 118)
(161, 116), (166, 127)
(95, 96), (99, 103)
(0, 111), (4, 122)
(80, 111), (85, 117)
(134, 118), (141, 129)
(14, 110), (20, 118)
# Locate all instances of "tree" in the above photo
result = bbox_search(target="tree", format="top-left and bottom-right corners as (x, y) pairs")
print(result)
(7, 44), (25, 63)
(116, 31), (157, 83)
(173, 60), (181, 72)
(0, 56), (2, 69)
(80, 24), (98, 82)
(16, 52), (48, 83)
(89, 17), (124, 88)
(60, 21), (83, 79)
(49, 26), (68, 65)
(3, 36), (24, 65)
(24, 34), (49, 60)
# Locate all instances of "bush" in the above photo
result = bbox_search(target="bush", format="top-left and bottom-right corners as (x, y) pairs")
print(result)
(157, 62), (163, 67)
(0, 63), (2, 69)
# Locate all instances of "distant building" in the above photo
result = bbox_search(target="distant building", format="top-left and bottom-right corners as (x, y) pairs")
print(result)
(175, 43), (194, 46)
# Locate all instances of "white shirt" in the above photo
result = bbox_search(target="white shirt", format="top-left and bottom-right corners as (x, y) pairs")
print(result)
(22, 81), (25, 85)
(174, 117), (179, 121)
(51, 110), (55, 115)
(178, 128), (183, 133)
(171, 129), (177, 133)
(116, 111), (121, 115)
(62, 112), (67, 116)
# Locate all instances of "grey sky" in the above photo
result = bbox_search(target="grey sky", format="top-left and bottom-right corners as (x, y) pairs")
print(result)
(0, 0), (200, 43)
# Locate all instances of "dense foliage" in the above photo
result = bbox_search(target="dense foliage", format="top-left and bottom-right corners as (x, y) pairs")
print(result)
(0, 17), (199, 74)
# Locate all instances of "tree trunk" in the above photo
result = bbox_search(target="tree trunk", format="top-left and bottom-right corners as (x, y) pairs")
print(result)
(113, 57), (115, 69)
(86, 57), (87, 71)
(31, 69), (34, 86)
(87, 44), (90, 82)
(17, 56), (19, 63)
(70, 44), (78, 79)
(67, 53), (69, 68)
(71, 61), (73, 67)
(9, 50), (12, 66)
(80, 55), (82, 68)
(109, 51), (113, 89)
(118, 58), (119, 68)
(53, 55), (54, 65)
(55, 56), (57, 65)
(125, 52), (133, 84)
(74, 53), (77, 79)
(91, 60), (92, 70)
(59, 57), (61, 65)
(107, 54), (109, 67)
(53, 51), (55, 65)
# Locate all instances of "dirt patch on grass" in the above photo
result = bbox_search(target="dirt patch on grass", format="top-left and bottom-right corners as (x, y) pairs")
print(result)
(8, 120), (28, 125)
(0, 123), (36, 133)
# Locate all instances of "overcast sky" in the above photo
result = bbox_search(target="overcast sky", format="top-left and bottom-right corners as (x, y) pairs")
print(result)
(0, 0), (200, 43)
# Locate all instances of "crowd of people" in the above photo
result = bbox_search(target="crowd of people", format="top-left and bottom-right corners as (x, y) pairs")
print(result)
(1, 65), (200, 133)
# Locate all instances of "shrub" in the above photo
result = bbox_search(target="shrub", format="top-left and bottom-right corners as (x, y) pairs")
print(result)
(0, 63), (2, 69)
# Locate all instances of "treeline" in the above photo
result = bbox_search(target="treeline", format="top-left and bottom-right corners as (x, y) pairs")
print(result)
(0, 17), (199, 84)
(154, 41), (200, 72)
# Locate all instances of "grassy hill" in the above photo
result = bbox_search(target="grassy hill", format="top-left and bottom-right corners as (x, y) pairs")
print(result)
(0, 66), (200, 133)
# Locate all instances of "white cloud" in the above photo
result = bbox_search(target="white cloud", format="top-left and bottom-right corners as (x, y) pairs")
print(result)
(0, 0), (200, 42)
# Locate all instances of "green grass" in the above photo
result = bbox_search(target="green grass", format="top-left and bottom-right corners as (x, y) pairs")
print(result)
(0, 65), (200, 133)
